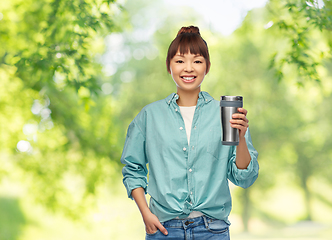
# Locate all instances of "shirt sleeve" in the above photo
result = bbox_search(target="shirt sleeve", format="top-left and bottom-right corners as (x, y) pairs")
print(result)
(227, 128), (259, 188)
(121, 115), (148, 199)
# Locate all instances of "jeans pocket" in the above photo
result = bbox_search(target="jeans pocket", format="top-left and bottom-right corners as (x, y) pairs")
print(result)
(146, 230), (159, 236)
(206, 219), (229, 234)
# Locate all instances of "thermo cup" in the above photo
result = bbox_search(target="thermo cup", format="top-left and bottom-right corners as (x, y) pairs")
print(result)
(220, 96), (243, 145)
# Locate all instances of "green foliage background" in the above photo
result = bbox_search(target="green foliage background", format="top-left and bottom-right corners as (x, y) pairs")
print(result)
(1, 0), (332, 239)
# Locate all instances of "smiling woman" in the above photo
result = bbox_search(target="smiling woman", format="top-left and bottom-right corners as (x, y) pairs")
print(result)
(121, 25), (259, 240)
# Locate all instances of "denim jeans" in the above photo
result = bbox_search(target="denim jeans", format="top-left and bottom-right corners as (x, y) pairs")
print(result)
(145, 216), (230, 240)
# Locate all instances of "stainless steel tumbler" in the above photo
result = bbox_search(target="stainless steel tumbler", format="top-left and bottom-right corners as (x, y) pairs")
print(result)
(220, 96), (243, 145)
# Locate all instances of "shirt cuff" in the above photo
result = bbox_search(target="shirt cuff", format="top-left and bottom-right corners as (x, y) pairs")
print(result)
(123, 177), (147, 199)
(231, 155), (259, 181)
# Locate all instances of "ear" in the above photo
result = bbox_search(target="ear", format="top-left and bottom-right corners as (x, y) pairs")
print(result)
(206, 62), (211, 74)
(166, 61), (171, 74)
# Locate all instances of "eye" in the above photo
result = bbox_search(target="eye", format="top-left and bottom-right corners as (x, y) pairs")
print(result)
(194, 60), (203, 63)
(176, 60), (184, 63)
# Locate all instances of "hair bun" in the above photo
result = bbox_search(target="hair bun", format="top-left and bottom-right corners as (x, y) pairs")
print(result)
(177, 26), (200, 36)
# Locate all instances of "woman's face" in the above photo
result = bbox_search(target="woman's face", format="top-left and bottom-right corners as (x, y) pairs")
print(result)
(168, 51), (209, 93)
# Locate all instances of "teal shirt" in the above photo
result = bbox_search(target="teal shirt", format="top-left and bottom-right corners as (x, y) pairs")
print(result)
(121, 91), (259, 223)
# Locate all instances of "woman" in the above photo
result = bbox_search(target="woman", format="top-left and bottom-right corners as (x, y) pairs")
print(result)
(121, 26), (259, 239)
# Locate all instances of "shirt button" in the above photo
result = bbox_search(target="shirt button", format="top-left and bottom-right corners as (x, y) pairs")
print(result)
(189, 168), (192, 172)
(183, 147), (186, 151)
(175, 108), (178, 112)
(192, 146), (194, 150)
(179, 127), (183, 130)
(191, 192), (193, 195)
(194, 126), (196, 129)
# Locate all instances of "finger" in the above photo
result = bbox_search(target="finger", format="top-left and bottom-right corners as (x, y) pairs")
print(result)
(232, 113), (248, 122)
(147, 230), (158, 234)
(230, 125), (249, 131)
(237, 108), (248, 116)
(146, 224), (159, 234)
(232, 116), (249, 124)
(156, 222), (168, 235)
(230, 119), (249, 127)
(231, 124), (249, 137)
(230, 122), (249, 130)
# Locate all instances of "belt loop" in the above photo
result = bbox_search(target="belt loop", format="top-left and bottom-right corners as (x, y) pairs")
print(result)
(202, 215), (209, 229)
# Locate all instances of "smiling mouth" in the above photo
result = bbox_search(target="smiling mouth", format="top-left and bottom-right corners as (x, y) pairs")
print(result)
(181, 76), (196, 83)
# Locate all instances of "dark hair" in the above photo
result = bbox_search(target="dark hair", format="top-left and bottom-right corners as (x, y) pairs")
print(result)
(166, 26), (210, 73)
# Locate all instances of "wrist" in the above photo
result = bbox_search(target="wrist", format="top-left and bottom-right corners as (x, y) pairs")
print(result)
(239, 136), (246, 142)
(141, 207), (152, 217)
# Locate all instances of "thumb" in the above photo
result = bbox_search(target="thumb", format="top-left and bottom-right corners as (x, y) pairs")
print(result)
(157, 222), (168, 235)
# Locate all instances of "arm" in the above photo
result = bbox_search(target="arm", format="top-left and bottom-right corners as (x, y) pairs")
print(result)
(235, 137), (251, 169)
(121, 116), (168, 236)
(230, 107), (251, 169)
(132, 188), (168, 236)
(227, 108), (259, 188)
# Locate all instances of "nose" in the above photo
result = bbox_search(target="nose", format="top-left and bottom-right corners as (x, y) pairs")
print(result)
(185, 62), (193, 72)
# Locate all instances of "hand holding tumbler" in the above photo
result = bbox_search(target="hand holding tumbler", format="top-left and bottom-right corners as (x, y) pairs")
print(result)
(220, 96), (243, 145)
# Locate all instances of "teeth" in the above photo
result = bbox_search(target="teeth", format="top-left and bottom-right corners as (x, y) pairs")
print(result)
(183, 77), (194, 80)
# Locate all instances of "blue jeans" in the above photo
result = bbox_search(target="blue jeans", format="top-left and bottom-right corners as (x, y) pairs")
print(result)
(145, 216), (230, 240)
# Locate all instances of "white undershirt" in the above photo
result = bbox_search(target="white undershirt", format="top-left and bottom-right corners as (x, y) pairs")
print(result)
(178, 106), (204, 219)
(179, 106), (196, 145)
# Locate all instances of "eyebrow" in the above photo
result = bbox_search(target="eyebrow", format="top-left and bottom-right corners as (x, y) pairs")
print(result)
(175, 54), (203, 57)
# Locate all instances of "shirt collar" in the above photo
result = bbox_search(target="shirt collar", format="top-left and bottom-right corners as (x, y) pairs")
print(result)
(165, 93), (179, 105)
(198, 91), (214, 103)
(165, 91), (214, 105)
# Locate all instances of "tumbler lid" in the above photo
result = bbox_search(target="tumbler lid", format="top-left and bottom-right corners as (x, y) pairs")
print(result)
(220, 96), (243, 107)
(220, 96), (242, 101)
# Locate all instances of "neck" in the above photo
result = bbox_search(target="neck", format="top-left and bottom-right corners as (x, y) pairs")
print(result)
(176, 88), (200, 106)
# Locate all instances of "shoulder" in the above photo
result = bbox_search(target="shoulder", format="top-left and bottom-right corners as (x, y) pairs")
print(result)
(143, 99), (166, 111)
(138, 99), (167, 118)
(211, 99), (219, 107)
(140, 92), (176, 114)
(206, 98), (220, 111)
(133, 98), (168, 125)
